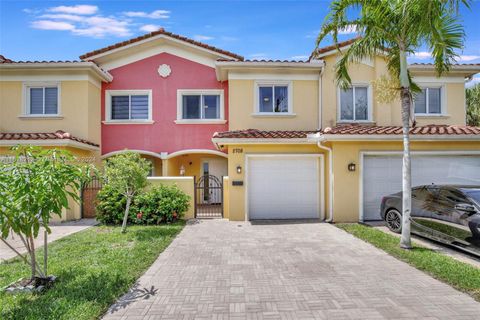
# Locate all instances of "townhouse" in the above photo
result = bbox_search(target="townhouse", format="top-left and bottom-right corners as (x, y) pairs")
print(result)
(1, 29), (480, 222)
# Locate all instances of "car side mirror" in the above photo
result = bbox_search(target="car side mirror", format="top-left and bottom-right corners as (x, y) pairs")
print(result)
(455, 203), (476, 213)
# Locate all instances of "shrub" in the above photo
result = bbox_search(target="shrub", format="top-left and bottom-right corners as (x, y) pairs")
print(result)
(135, 185), (190, 224)
(96, 185), (138, 224)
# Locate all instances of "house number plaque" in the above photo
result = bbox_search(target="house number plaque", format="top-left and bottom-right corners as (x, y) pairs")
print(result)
(233, 148), (243, 153)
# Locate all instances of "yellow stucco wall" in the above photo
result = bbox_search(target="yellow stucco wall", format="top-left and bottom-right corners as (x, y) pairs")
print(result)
(225, 144), (329, 221)
(165, 154), (227, 179)
(321, 54), (467, 128)
(147, 177), (195, 219)
(228, 79), (320, 131)
(330, 140), (480, 222)
(0, 80), (101, 145)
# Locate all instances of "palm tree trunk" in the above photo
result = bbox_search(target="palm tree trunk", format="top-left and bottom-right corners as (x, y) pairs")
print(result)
(121, 195), (132, 233)
(399, 48), (412, 249)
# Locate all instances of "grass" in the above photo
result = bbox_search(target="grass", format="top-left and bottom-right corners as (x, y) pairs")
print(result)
(336, 223), (480, 301)
(0, 222), (184, 320)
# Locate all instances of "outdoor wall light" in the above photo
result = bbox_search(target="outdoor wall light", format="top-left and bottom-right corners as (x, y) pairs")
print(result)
(236, 165), (242, 174)
(348, 162), (356, 172)
(179, 165), (186, 176)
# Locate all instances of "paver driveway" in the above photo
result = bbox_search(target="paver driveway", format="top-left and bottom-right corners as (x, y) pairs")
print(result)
(104, 220), (480, 319)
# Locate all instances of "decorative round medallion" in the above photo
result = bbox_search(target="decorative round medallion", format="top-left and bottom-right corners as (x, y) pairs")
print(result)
(157, 64), (171, 78)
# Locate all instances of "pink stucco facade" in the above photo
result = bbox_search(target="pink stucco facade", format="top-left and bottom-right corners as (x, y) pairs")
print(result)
(101, 52), (228, 155)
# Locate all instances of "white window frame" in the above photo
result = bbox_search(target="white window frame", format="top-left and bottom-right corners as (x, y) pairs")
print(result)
(253, 80), (294, 116)
(175, 89), (226, 124)
(22, 82), (61, 118)
(414, 85), (447, 116)
(337, 84), (373, 123)
(104, 90), (153, 124)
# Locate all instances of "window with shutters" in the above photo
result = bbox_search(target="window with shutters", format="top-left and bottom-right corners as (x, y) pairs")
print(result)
(105, 90), (153, 123)
(23, 83), (60, 116)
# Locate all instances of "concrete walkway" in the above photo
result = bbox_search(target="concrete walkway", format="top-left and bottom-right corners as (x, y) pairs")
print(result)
(104, 219), (480, 320)
(0, 219), (98, 262)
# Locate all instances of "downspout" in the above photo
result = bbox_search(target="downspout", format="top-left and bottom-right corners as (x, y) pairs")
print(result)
(318, 65), (325, 130)
(317, 136), (334, 222)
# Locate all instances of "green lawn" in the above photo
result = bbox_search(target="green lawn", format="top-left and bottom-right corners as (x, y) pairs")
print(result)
(336, 223), (480, 302)
(0, 222), (184, 320)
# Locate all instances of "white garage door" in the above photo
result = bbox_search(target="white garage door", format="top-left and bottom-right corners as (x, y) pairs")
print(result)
(247, 155), (321, 220)
(363, 154), (480, 221)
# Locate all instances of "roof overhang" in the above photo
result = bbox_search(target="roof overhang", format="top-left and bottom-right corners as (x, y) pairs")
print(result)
(408, 64), (480, 78)
(82, 34), (241, 67)
(0, 62), (113, 82)
(212, 137), (316, 145)
(307, 132), (480, 142)
(215, 60), (324, 81)
(0, 139), (100, 151)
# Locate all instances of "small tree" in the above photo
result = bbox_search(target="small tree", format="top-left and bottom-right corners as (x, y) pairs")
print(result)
(103, 152), (151, 233)
(467, 83), (480, 126)
(0, 146), (89, 281)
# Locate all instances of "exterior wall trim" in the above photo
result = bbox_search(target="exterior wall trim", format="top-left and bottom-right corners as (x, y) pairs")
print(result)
(165, 149), (228, 159)
(244, 153), (325, 221)
(101, 149), (162, 159)
(358, 150), (480, 222)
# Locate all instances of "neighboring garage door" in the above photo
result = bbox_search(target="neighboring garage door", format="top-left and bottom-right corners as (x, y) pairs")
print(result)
(363, 154), (480, 221)
(247, 155), (321, 220)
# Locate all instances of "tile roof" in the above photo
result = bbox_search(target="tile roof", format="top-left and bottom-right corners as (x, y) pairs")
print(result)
(217, 59), (311, 63)
(0, 130), (99, 147)
(213, 125), (480, 140)
(0, 54), (13, 63)
(80, 28), (244, 61)
(310, 37), (362, 60)
(322, 124), (480, 135)
(213, 129), (320, 139)
(410, 63), (480, 67)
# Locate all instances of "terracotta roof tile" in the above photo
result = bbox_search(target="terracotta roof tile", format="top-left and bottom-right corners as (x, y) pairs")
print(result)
(213, 129), (319, 139)
(410, 62), (480, 66)
(213, 125), (480, 140)
(0, 130), (99, 147)
(80, 28), (244, 61)
(310, 37), (362, 60)
(322, 124), (480, 135)
(0, 54), (14, 63)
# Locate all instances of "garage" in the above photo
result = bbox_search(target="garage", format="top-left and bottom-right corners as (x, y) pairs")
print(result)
(247, 155), (322, 220)
(362, 153), (480, 221)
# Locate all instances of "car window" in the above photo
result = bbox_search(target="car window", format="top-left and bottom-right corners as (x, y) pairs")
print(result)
(462, 189), (480, 205)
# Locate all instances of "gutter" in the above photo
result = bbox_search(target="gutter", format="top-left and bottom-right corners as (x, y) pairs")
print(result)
(318, 66), (324, 130)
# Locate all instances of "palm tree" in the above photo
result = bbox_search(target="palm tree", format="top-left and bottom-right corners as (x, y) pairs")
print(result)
(316, 0), (469, 248)
(467, 84), (480, 126)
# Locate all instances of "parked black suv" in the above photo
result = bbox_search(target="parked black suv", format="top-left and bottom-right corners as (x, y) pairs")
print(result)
(380, 185), (480, 240)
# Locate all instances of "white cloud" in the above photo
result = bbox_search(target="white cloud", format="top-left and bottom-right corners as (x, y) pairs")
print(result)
(48, 5), (98, 15)
(458, 55), (480, 62)
(338, 25), (357, 35)
(72, 16), (131, 37)
(124, 10), (170, 19)
(140, 24), (161, 33)
(39, 14), (84, 22)
(290, 55), (309, 61)
(249, 53), (269, 60)
(193, 35), (214, 41)
(31, 20), (75, 31)
(411, 51), (432, 59)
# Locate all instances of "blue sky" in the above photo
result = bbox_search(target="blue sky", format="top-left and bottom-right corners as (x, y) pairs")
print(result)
(1, 0), (479, 83)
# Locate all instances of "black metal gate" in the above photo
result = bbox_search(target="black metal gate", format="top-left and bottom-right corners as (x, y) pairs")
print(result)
(81, 176), (102, 218)
(195, 175), (223, 219)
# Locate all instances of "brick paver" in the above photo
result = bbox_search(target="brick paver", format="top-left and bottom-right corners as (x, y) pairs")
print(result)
(103, 220), (480, 319)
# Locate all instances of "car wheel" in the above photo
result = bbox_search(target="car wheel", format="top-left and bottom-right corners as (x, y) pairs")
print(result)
(385, 209), (402, 233)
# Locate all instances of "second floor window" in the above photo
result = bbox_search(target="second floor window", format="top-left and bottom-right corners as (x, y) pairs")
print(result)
(257, 84), (290, 113)
(339, 86), (370, 121)
(106, 90), (152, 122)
(26, 85), (59, 115)
(414, 87), (442, 115)
(182, 94), (220, 119)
